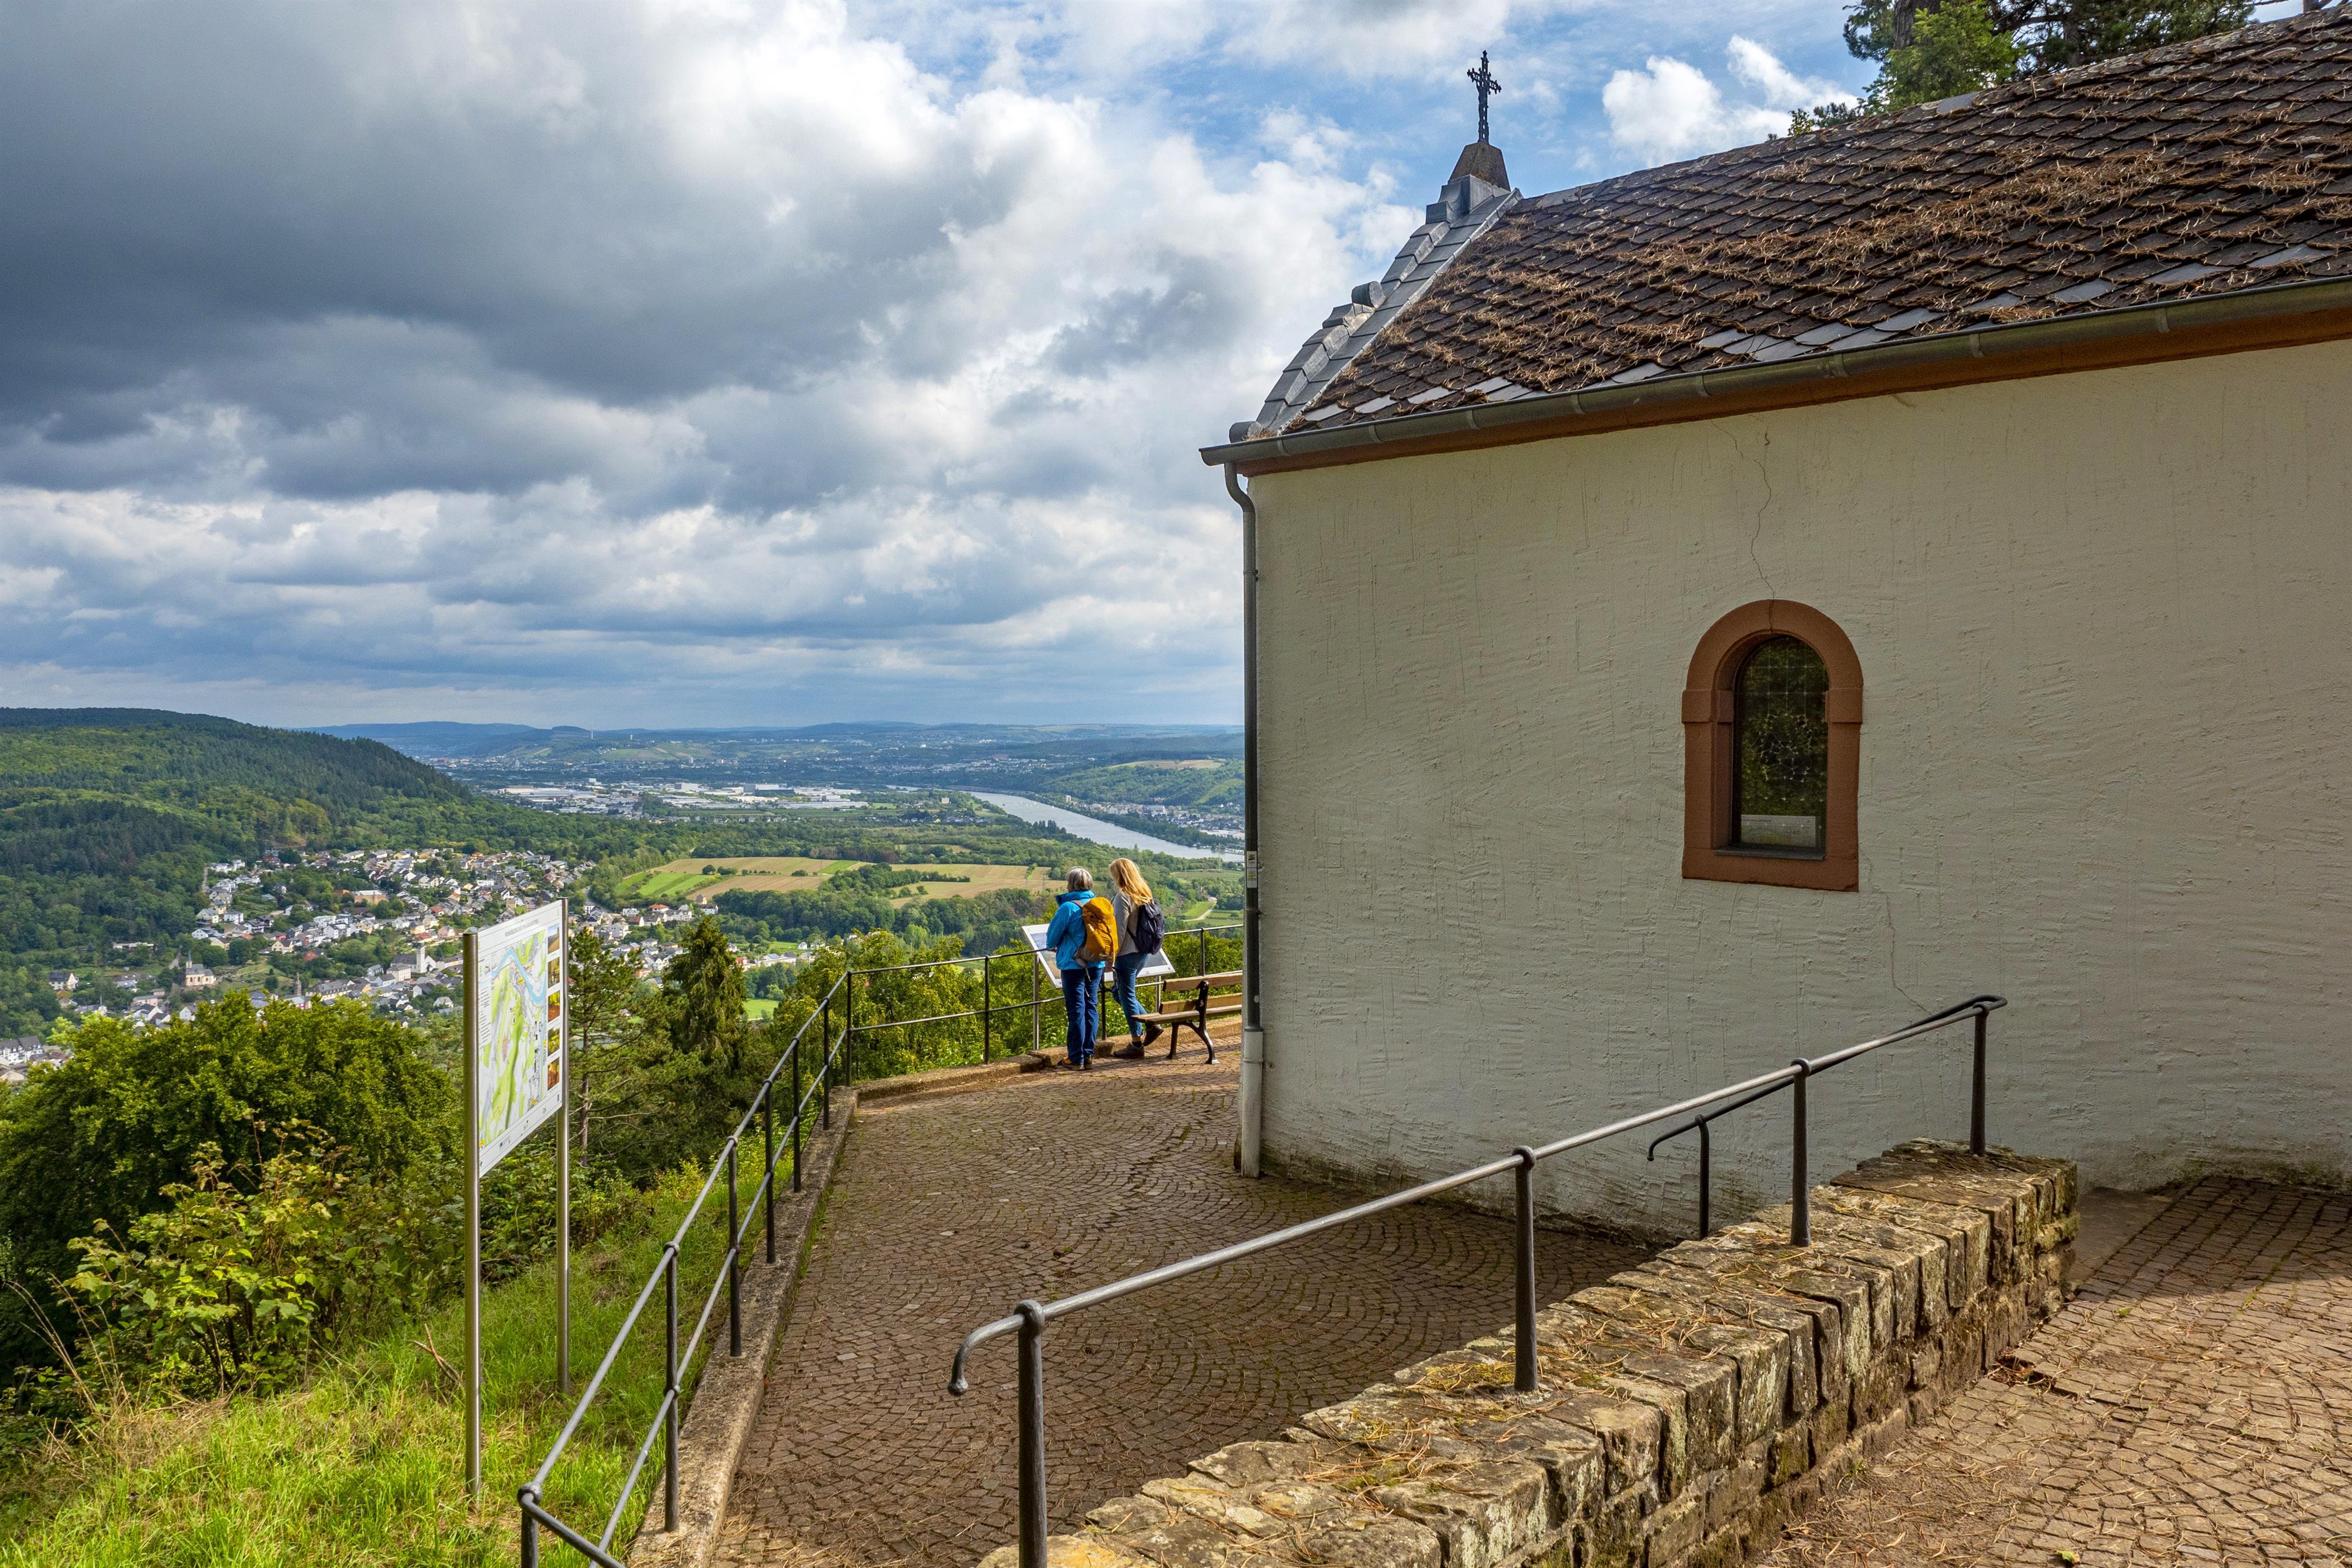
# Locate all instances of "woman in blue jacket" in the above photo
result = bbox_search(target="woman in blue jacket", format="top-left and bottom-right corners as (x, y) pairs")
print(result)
(1044, 867), (1104, 1068)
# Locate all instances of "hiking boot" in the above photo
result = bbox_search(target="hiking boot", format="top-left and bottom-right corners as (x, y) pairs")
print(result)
(1141, 1024), (1163, 1048)
(1078, 1056), (1094, 1071)
(1111, 1042), (1145, 1060)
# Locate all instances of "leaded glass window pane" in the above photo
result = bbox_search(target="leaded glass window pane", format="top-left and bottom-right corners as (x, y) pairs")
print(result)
(1733, 636), (1828, 854)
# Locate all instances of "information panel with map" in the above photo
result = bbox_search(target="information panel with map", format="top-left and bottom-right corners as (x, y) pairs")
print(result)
(472, 901), (566, 1176)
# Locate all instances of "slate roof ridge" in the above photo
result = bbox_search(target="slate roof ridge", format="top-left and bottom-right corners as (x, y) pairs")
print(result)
(1257, 5), (2352, 438)
(1516, 6), (2340, 220)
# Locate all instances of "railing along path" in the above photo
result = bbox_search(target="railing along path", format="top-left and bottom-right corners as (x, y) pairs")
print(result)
(517, 924), (1242, 1567)
(946, 994), (2008, 1568)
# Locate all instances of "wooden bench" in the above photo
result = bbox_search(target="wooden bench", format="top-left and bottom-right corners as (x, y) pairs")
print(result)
(1132, 969), (1242, 1061)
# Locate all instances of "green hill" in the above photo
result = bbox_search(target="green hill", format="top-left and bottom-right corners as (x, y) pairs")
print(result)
(0, 709), (492, 971)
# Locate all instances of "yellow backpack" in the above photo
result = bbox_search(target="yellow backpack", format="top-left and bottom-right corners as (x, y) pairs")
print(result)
(1078, 894), (1117, 964)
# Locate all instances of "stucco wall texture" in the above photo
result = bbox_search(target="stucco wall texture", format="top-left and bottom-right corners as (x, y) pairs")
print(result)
(1248, 339), (2352, 1235)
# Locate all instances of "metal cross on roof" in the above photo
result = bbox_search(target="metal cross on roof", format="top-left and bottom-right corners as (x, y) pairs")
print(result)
(1467, 51), (1501, 145)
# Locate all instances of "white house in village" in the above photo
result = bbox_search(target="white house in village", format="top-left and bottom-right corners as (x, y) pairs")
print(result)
(1205, 11), (2352, 1233)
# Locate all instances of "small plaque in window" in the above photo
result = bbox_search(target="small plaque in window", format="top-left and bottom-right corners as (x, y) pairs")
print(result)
(1739, 814), (1818, 849)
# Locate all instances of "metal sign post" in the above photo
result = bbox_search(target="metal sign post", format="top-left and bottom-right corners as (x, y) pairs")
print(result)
(557, 901), (570, 1398)
(461, 900), (571, 1496)
(462, 929), (481, 1496)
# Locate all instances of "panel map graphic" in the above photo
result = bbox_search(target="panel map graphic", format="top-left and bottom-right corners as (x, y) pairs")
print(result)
(474, 901), (564, 1175)
(1020, 922), (1174, 987)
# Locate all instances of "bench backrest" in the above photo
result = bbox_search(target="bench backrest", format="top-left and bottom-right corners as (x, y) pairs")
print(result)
(1157, 969), (1242, 995)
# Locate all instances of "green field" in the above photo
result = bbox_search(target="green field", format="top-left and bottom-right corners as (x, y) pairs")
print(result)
(620, 858), (1054, 908)
(622, 869), (719, 902)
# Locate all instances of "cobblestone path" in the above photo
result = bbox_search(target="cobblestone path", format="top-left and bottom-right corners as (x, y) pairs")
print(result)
(1761, 1178), (2352, 1566)
(714, 1051), (1651, 1568)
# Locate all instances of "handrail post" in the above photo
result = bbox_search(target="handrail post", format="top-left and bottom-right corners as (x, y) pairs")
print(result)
(1512, 1146), (1538, 1395)
(822, 985), (834, 1130)
(1017, 1300), (1048, 1568)
(791, 1024), (804, 1193)
(763, 1091), (777, 1264)
(1970, 1007), (1987, 1155)
(727, 1139), (741, 1356)
(1031, 957), (1041, 1054)
(983, 952), (994, 1062)
(1698, 1119), (1712, 1238)
(663, 1249), (680, 1531)
(520, 1489), (539, 1568)
(1789, 1059), (1811, 1247)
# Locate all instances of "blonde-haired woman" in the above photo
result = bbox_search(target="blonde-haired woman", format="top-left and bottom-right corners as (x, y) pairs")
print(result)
(1106, 857), (1164, 1059)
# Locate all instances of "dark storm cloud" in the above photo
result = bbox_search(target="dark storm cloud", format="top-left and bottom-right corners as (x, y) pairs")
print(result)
(0, 0), (1421, 722)
(0, 3), (1021, 506)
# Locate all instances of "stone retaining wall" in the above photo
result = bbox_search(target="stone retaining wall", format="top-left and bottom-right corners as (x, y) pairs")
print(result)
(985, 1139), (2076, 1568)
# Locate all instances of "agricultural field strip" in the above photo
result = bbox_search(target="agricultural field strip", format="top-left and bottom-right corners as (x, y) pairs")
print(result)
(620, 858), (1056, 907)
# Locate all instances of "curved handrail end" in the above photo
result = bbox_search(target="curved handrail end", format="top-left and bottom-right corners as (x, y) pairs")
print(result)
(950, 1313), (1021, 1395)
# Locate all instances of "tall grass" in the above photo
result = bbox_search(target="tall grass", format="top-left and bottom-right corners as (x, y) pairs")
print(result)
(0, 1157), (742, 1567)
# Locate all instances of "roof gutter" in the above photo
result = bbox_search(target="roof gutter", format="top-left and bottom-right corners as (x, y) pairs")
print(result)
(1200, 273), (2352, 474)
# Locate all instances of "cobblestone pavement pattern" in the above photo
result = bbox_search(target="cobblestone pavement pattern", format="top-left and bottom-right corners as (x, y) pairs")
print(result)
(714, 1049), (1651, 1568)
(1760, 1178), (2352, 1566)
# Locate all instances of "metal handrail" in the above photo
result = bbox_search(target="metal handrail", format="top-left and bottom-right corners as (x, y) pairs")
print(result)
(1646, 995), (2004, 1236)
(848, 923), (1244, 1037)
(949, 994), (2008, 1568)
(521, 971), (851, 1568)
(851, 921), (1240, 981)
(518, 920), (1248, 1565)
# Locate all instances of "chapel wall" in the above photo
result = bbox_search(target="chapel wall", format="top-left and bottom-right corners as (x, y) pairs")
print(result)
(1248, 337), (2352, 1231)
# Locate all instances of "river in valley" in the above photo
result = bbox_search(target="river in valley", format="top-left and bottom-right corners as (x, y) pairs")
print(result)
(968, 791), (1241, 862)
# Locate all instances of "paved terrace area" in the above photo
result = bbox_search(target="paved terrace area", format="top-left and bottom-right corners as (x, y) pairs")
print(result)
(717, 1047), (2352, 1568)
(715, 1045), (1653, 1568)
(1760, 1176), (2352, 1566)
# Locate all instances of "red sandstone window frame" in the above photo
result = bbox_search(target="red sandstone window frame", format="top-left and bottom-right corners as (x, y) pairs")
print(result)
(1682, 600), (1861, 892)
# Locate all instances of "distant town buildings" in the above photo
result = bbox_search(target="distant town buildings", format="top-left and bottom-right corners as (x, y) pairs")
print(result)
(0, 1036), (68, 1085)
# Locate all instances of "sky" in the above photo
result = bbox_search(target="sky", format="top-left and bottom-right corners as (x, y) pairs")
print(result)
(0, 0), (1882, 730)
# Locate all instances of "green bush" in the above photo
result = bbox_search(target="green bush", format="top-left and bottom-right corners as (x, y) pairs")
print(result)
(63, 1130), (442, 1397)
(0, 995), (453, 1373)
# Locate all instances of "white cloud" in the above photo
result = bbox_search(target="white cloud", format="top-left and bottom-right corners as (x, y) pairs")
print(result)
(0, 0), (1421, 724)
(1602, 35), (1845, 166)
(1726, 35), (1845, 108)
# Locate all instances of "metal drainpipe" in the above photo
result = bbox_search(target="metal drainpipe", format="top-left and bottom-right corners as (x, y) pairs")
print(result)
(1224, 461), (1265, 1179)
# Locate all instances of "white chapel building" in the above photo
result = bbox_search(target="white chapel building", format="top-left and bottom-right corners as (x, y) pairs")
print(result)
(1205, 11), (2352, 1233)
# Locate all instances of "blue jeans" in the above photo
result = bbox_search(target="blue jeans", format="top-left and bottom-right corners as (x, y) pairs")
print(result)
(1111, 952), (1148, 1041)
(1061, 965), (1102, 1062)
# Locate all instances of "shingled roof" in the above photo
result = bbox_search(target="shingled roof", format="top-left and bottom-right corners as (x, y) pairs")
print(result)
(1244, 8), (2352, 442)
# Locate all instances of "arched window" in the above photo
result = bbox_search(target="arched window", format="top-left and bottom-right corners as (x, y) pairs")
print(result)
(1733, 636), (1829, 854)
(1683, 601), (1860, 891)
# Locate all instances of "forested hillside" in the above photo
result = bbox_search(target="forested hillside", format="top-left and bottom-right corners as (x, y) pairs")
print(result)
(1043, 757), (1241, 812)
(0, 710), (487, 967)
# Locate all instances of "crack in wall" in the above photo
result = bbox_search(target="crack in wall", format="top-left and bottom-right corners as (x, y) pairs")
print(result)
(1728, 424), (1778, 600)
(1862, 850), (1929, 1014)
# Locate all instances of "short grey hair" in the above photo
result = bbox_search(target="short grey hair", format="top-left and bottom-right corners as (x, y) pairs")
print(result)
(1065, 867), (1093, 890)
